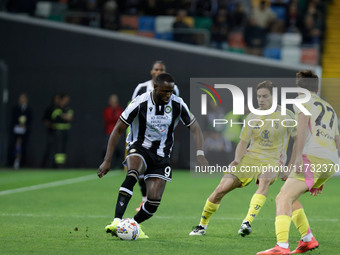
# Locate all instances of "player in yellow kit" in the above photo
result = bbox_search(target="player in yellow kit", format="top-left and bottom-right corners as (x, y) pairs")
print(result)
(190, 81), (297, 236)
(257, 70), (340, 254)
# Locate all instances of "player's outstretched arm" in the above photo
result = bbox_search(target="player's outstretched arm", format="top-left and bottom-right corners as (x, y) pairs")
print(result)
(98, 119), (128, 178)
(189, 121), (209, 167)
(282, 135), (297, 181)
(293, 112), (309, 172)
(230, 139), (248, 167)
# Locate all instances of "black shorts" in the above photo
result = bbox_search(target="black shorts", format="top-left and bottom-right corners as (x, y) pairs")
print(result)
(124, 144), (172, 182)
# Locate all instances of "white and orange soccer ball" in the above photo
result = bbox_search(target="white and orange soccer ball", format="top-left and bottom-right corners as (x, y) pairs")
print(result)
(116, 218), (140, 240)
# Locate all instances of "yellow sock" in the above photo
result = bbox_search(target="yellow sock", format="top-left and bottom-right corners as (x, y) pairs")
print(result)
(244, 194), (267, 223)
(199, 199), (220, 226)
(275, 215), (292, 243)
(292, 208), (310, 238)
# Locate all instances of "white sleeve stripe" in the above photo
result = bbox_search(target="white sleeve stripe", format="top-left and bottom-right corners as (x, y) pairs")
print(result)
(186, 117), (196, 127)
(120, 116), (130, 125)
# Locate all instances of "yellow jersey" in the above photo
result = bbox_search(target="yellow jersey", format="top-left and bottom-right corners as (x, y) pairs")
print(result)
(240, 106), (297, 164)
(294, 94), (339, 164)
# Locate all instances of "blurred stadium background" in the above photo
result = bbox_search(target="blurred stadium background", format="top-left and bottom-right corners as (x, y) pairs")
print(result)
(0, 0), (339, 169)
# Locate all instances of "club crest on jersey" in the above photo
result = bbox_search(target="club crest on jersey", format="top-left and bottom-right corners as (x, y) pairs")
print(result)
(149, 107), (153, 112)
(129, 149), (136, 153)
(165, 106), (172, 113)
(261, 130), (270, 139)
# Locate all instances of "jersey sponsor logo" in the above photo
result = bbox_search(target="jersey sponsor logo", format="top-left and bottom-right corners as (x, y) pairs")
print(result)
(316, 129), (335, 140)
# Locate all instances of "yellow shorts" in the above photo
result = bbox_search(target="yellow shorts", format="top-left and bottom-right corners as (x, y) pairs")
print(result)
(290, 154), (336, 192)
(226, 155), (281, 187)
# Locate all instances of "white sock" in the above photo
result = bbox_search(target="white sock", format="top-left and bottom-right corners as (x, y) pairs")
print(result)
(277, 242), (289, 249)
(301, 233), (313, 242)
(142, 196), (147, 202)
(199, 224), (207, 229)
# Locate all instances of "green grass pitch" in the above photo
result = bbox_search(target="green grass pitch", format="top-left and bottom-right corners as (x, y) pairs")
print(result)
(1, 169), (339, 255)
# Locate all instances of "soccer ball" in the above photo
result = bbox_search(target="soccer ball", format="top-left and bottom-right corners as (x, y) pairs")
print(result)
(116, 218), (140, 240)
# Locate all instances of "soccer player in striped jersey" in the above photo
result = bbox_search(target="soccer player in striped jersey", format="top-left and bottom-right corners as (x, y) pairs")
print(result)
(131, 61), (179, 212)
(257, 70), (340, 254)
(132, 60), (179, 99)
(190, 81), (297, 237)
(98, 73), (208, 238)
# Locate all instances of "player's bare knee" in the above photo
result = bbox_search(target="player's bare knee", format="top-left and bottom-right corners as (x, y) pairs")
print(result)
(276, 192), (290, 205)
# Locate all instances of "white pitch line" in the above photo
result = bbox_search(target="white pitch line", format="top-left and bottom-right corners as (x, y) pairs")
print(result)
(0, 172), (118, 196)
(0, 213), (338, 222)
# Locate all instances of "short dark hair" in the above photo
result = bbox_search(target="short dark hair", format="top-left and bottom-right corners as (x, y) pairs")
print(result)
(256, 80), (274, 95)
(152, 60), (165, 69)
(296, 70), (319, 92)
(155, 73), (175, 86)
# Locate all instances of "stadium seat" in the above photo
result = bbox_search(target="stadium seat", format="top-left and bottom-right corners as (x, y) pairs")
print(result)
(281, 47), (301, 64)
(138, 16), (155, 32)
(120, 15), (138, 30)
(300, 47), (319, 65)
(228, 31), (246, 48)
(266, 33), (282, 48)
(263, 47), (281, 60)
(119, 30), (137, 35)
(35, 1), (52, 18)
(194, 17), (212, 30)
(228, 48), (245, 54)
(137, 31), (155, 38)
(282, 32), (302, 47)
(271, 6), (286, 20)
(155, 32), (173, 41)
(155, 16), (175, 33)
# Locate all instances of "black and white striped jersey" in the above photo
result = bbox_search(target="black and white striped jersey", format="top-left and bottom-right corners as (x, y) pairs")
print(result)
(131, 80), (180, 100)
(120, 91), (196, 158)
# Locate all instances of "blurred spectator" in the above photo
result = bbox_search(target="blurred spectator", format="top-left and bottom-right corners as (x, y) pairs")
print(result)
(230, 2), (247, 30)
(204, 131), (233, 166)
(103, 94), (123, 168)
(140, 0), (161, 15)
(270, 0), (290, 3)
(101, 0), (120, 30)
(305, 1), (324, 30)
(158, 0), (180, 15)
(51, 93), (73, 168)
(117, 0), (141, 15)
(189, 0), (219, 17)
(9, 93), (32, 169)
(41, 94), (59, 168)
(244, 16), (266, 55)
(285, 1), (302, 32)
(211, 9), (230, 50)
(223, 106), (249, 154)
(6, 0), (36, 15)
(202, 100), (232, 166)
(251, 0), (277, 30)
(301, 14), (321, 45)
(173, 9), (194, 44)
